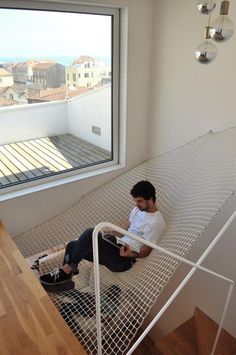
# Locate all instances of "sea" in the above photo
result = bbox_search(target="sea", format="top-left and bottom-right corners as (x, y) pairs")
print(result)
(0, 55), (111, 66)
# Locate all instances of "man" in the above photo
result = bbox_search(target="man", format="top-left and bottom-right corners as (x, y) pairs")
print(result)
(40, 180), (165, 291)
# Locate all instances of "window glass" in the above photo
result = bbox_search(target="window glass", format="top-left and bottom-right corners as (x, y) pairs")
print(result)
(0, 6), (117, 190)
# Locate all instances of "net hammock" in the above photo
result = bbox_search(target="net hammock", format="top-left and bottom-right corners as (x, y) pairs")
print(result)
(14, 127), (236, 354)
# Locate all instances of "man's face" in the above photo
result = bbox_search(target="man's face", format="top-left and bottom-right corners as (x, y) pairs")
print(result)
(134, 197), (150, 211)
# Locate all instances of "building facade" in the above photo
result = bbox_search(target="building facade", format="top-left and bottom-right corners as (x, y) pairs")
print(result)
(12, 61), (36, 84)
(66, 55), (111, 89)
(33, 62), (65, 89)
(0, 69), (14, 87)
(1, 85), (29, 105)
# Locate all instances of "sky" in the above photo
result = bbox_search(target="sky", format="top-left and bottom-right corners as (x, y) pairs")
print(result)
(0, 9), (111, 58)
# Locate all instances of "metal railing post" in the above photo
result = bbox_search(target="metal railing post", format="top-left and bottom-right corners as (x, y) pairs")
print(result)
(92, 224), (104, 355)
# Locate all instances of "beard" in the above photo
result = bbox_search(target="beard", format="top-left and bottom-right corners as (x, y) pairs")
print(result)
(138, 203), (149, 212)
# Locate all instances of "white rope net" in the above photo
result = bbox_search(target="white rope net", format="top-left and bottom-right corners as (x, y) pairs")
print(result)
(15, 127), (236, 354)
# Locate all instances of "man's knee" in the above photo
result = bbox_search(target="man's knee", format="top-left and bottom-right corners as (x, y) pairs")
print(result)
(84, 227), (94, 235)
(80, 228), (94, 242)
(65, 240), (76, 252)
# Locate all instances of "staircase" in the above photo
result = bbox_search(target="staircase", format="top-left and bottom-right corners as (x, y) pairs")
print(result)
(155, 307), (236, 355)
(134, 307), (236, 355)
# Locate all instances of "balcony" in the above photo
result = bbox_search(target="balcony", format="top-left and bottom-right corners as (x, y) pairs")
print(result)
(0, 85), (112, 189)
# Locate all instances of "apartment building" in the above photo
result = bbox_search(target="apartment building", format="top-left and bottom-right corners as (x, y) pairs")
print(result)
(33, 61), (65, 89)
(66, 55), (111, 88)
(1, 85), (28, 104)
(0, 68), (14, 87)
(12, 61), (36, 84)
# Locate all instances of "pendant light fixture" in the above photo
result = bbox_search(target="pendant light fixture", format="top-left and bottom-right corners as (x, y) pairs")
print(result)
(210, 1), (234, 41)
(195, 0), (234, 64)
(197, 0), (216, 14)
(195, 25), (218, 64)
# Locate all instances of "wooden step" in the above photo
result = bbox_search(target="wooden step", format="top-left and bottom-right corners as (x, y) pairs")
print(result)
(133, 329), (163, 355)
(0, 221), (86, 355)
(194, 307), (236, 355)
(155, 317), (198, 355)
(133, 337), (162, 355)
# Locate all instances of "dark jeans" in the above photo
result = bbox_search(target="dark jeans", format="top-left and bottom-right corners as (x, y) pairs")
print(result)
(63, 228), (135, 273)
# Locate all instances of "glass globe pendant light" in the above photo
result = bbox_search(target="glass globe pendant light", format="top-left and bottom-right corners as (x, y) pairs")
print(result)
(195, 26), (218, 64)
(197, 0), (216, 15)
(210, 0), (234, 42)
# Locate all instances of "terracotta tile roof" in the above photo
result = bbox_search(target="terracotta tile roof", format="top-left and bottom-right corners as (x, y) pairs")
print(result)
(10, 85), (28, 94)
(0, 87), (7, 94)
(28, 87), (90, 101)
(33, 61), (56, 70)
(0, 96), (17, 106)
(13, 60), (38, 68)
(66, 87), (90, 98)
(73, 55), (96, 65)
(1, 84), (42, 97)
(26, 90), (40, 99)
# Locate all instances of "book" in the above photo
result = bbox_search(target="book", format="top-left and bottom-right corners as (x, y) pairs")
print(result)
(102, 234), (139, 253)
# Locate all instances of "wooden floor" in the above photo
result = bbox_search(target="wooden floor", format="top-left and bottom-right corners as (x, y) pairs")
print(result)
(0, 134), (111, 188)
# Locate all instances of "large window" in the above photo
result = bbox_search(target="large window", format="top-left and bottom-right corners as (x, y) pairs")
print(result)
(0, 2), (119, 193)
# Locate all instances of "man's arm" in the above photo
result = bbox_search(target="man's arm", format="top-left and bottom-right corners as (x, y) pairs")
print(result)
(136, 245), (152, 258)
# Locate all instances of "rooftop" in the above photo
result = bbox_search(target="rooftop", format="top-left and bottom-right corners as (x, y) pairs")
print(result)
(73, 55), (96, 65)
(27, 87), (90, 101)
(0, 97), (17, 107)
(33, 61), (57, 70)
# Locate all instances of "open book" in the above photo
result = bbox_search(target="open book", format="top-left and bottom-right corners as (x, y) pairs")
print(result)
(102, 234), (139, 253)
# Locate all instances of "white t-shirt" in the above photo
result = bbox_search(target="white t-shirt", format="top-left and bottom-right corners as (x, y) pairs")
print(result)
(122, 207), (166, 253)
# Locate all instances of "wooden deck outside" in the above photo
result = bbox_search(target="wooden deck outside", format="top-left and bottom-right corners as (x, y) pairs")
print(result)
(0, 134), (111, 188)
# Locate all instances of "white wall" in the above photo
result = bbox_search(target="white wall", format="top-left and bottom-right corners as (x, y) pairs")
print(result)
(0, 86), (111, 149)
(0, 75), (14, 87)
(145, 0), (236, 342)
(0, 101), (67, 145)
(0, 0), (154, 236)
(149, 0), (236, 157)
(67, 86), (111, 151)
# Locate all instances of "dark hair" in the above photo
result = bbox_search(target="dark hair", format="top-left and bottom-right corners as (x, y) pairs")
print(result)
(130, 180), (156, 202)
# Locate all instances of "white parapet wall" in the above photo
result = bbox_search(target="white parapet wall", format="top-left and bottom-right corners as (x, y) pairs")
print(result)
(0, 100), (68, 145)
(66, 85), (112, 152)
(0, 86), (111, 150)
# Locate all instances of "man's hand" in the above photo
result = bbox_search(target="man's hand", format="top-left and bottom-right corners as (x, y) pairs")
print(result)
(101, 228), (114, 234)
(101, 228), (122, 237)
(120, 245), (136, 258)
(101, 221), (130, 238)
(138, 245), (152, 258)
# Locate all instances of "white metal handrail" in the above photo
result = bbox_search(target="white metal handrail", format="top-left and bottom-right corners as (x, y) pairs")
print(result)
(92, 210), (236, 355)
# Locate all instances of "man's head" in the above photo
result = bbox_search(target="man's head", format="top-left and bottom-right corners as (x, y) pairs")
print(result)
(130, 180), (156, 212)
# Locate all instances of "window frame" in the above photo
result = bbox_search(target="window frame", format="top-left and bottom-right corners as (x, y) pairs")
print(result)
(0, 1), (120, 199)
